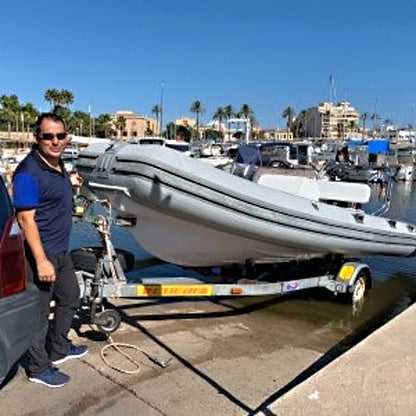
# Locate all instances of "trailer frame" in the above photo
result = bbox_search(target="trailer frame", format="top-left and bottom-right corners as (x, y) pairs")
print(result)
(73, 200), (371, 333)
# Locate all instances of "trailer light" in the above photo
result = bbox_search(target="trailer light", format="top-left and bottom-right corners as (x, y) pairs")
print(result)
(231, 287), (243, 295)
(75, 206), (85, 215)
(338, 265), (355, 281)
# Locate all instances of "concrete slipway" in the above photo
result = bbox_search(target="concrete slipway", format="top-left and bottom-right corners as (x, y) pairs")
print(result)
(1, 294), (415, 416)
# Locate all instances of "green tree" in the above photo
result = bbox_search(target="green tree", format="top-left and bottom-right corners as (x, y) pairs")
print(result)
(239, 104), (253, 119)
(151, 105), (162, 135)
(0, 94), (21, 136)
(223, 104), (235, 140)
(166, 122), (176, 140)
(190, 100), (205, 140)
(44, 89), (60, 109)
(176, 124), (191, 142)
(70, 111), (90, 136)
(53, 106), (72, 129)
(204, 128), (222, 141)
(238, 104), (254, 139)
(94, 113), (112, 138)
(282, 106), (296, 135)
(115, 115), (126, 139)
(145, 124), (153, 136)
(60, 89), (74, 107)
(213, 107), (225, 138)
(293, 110), (308, 138)
(44, 89), (74, 112)
(166, 123), (191, 142)
(20, 102), (39, 133)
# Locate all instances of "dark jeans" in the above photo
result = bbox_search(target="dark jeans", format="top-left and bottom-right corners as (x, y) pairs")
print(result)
(25, 249), (80, 376)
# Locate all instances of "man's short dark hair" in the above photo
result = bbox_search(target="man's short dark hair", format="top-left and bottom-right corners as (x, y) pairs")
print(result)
(35, 112), (66, 134)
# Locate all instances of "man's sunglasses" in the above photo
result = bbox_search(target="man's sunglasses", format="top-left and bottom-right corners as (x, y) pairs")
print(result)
(38, 132), (68, 141)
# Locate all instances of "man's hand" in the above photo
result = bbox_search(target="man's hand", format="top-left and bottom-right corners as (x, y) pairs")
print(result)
(70, 172), (84, 188)
(37, 258), (56, 282)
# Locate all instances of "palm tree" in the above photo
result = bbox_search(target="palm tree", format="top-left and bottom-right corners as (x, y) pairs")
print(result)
(213, 107), (225, 139)
(44, 89), (60, 109)
(44, 89), (74, 111)
(115, 115), (126, 140)
(0, 94), (20, 136)
(151, 105), (162, 135)
(239, 104), (254, 140)
(282, 106), (295, 136)
(95, 114), (112, 137)
(59, 90), (74, 107)
(190, 100), (205, 140)
(20, 102), (39, 134)
(239, 104), (253, 119)
(223, 104), (235, 140)
(296, 110), (308, 138)
(70, 111), (90, 136)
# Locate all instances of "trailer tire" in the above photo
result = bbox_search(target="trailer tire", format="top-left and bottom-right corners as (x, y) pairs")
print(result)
(339, 270), (367, 306)
(350, 273), (367, 304)
(95, 310), (121, 334)
(70, 247), (135, 273)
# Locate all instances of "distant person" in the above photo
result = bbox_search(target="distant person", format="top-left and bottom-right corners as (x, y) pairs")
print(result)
(12, 113), (87, 388)
(335, 146), (353, 164)
(322, 146), (353, 181)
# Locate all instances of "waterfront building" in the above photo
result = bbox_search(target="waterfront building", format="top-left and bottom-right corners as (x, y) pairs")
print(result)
(263, 128), (294, 141)
(112, 111), (157, 139)
(305, 101), (360, 140)
(385, 127), (416, 144)
(175, 117), (197, 128)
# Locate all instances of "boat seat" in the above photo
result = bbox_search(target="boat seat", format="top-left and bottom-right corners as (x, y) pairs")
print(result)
(258, 175), (319, 200)
(257, 174), (371, 204)
(316, 180), (371, 204)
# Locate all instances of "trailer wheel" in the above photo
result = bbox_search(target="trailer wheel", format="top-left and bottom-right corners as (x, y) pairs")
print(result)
(350, 273), (366, 304)
(71, 247), (135, 273)
(95, 310), (121, 334)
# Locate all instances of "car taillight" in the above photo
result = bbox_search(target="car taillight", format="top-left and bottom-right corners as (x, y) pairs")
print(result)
(0, 217), (26, 297)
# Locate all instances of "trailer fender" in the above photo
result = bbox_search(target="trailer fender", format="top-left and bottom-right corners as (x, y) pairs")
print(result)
(336, 262), (371, 288)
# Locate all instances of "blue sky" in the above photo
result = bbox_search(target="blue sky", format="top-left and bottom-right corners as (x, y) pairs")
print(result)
(1, 0), (415, 129)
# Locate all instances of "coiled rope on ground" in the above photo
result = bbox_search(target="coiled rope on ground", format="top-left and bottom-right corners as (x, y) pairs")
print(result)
(100, 335), (142, 374)
(100, 334), (170, 374)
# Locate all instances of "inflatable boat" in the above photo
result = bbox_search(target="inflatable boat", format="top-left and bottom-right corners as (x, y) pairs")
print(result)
(76, 142), (416, 267)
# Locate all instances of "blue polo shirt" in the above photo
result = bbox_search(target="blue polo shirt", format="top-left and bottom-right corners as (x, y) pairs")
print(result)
(13, 149), (73, 255)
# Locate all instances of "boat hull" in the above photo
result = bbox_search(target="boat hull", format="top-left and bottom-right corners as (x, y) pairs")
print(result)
(77, 143), (416, 267)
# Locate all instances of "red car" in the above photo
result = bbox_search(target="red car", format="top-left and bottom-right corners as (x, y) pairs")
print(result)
(0, 176), (39, 384)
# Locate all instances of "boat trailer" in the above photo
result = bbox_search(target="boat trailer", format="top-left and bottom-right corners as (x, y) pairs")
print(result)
(73, 200), (371, 334)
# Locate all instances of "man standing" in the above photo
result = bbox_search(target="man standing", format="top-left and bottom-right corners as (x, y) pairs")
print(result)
(13, 113), (87, 388)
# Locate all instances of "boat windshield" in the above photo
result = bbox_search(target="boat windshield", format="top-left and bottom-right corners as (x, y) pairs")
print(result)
(138, 138), (165, 145)
(165, 143), (190, 152)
